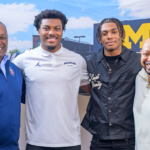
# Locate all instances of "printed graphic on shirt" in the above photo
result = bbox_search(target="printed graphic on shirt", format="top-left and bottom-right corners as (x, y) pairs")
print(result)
(89, 74), (102, 89)
(35, 62), (41, 67)
(9, 67), (15, 76)
(64, 62), (76, 67)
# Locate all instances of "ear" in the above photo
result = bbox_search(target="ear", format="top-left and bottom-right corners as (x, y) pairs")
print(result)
(98, 36), (101, 44)
(38, 29), (41, 35)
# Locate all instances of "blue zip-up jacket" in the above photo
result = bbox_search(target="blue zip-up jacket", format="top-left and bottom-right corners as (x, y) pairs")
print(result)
(0, 60), (23, 150)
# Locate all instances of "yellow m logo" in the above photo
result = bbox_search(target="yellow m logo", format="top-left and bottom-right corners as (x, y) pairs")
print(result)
(123, 23), (150, 49)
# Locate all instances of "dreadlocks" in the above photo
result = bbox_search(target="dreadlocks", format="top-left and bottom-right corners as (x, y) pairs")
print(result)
(96, 18), (125, 43)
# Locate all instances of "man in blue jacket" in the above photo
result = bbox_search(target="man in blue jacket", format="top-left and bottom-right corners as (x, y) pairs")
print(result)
(0, 22), (24, 150)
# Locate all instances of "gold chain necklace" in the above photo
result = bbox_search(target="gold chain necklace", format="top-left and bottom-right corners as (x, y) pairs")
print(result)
(106, 62), (112, 72)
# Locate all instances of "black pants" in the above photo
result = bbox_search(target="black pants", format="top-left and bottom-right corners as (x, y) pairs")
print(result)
(90, 137), (135, 150)
(26, 144), (81, 150)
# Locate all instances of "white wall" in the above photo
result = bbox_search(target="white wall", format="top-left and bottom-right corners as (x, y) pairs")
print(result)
(19, 94), (92, 150)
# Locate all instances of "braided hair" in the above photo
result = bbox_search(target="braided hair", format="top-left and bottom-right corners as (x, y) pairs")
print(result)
(96, 18), (125, 43)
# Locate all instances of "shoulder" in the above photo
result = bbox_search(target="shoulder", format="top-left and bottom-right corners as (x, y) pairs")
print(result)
(20, 47), (39, 56)
(62, 47), (84, 60)
(138, 68), (147, 80)
(129, 51), (141, 59)
(13, 50), (29, 61)
(84, 53), (100, 69)
(122, 45), (140, 60)
(9, 61), (22, 76)
(23, 47), (39, 56)
(128, 51), (141, 64)
(14, 47), (39, 62)
(86, 53), (97, 62)
(123, 46), (141, 62)
(135, 68), (146, 91)
(86, 47), (103, 63)
(9, 60), (18, 69)
(126, 50), (142, 71)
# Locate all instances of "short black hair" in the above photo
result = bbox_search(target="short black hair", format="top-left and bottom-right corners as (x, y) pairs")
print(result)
(96, 18), (125, 43)
(34, 9), (68, 31)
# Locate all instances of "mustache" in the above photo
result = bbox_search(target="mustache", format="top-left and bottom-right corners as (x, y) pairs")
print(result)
(47, 35), (57, 38)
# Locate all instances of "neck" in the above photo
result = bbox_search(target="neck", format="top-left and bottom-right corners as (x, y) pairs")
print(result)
(104, 45), (122, 56)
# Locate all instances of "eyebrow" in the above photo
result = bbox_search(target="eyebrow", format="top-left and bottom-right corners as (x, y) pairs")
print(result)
(143, 50), (150, 52)
(101, 28), (118, 32)
(0, 34), (6, 36)
(55, 25), (61, 27)
(43, 25), (61, 27)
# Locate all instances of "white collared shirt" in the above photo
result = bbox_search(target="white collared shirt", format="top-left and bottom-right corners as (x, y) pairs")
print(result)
(13, 45), (89, 147)
(0, 55), (8, 77)
(133, 68), (150, 150)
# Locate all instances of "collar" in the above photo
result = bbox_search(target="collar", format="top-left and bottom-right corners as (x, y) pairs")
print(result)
(138, 68), (148, 80)
(96, 45), (130, 63)
(0, 55), (8, 65)
(39, 44), (63, 56)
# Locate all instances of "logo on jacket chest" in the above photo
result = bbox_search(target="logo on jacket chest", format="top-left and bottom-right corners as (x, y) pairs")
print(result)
(89, 74), (102, 89)
(9, 67), (15, 76)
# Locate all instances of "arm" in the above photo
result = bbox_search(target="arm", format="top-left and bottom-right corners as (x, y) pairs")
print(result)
(21, 79), (26, 104)
(80, 56), (91, 94)
(80, 84), (91, 94)
(13, 53), (26, 103)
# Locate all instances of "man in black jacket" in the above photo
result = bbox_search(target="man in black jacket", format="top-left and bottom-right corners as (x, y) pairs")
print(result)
(81, 18), (142, 150)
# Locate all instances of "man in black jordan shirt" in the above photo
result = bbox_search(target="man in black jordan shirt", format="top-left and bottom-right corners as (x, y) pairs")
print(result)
(81, 18), (142, 150)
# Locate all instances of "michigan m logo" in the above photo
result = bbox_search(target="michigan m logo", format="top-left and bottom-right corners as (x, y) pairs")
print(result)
(123, 23), (150, 49)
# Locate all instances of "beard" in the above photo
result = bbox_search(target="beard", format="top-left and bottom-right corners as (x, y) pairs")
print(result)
(46, 45), (57, 51)
(106, 48), (116, 52)
(143, 67), (150, 75)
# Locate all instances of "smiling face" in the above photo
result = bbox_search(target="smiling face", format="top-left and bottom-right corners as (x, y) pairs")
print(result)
(141, 38), (150, 75)
(38, 19), (63, 53)
(0, 24), (8, 63)
(99, 22), (124, 56)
